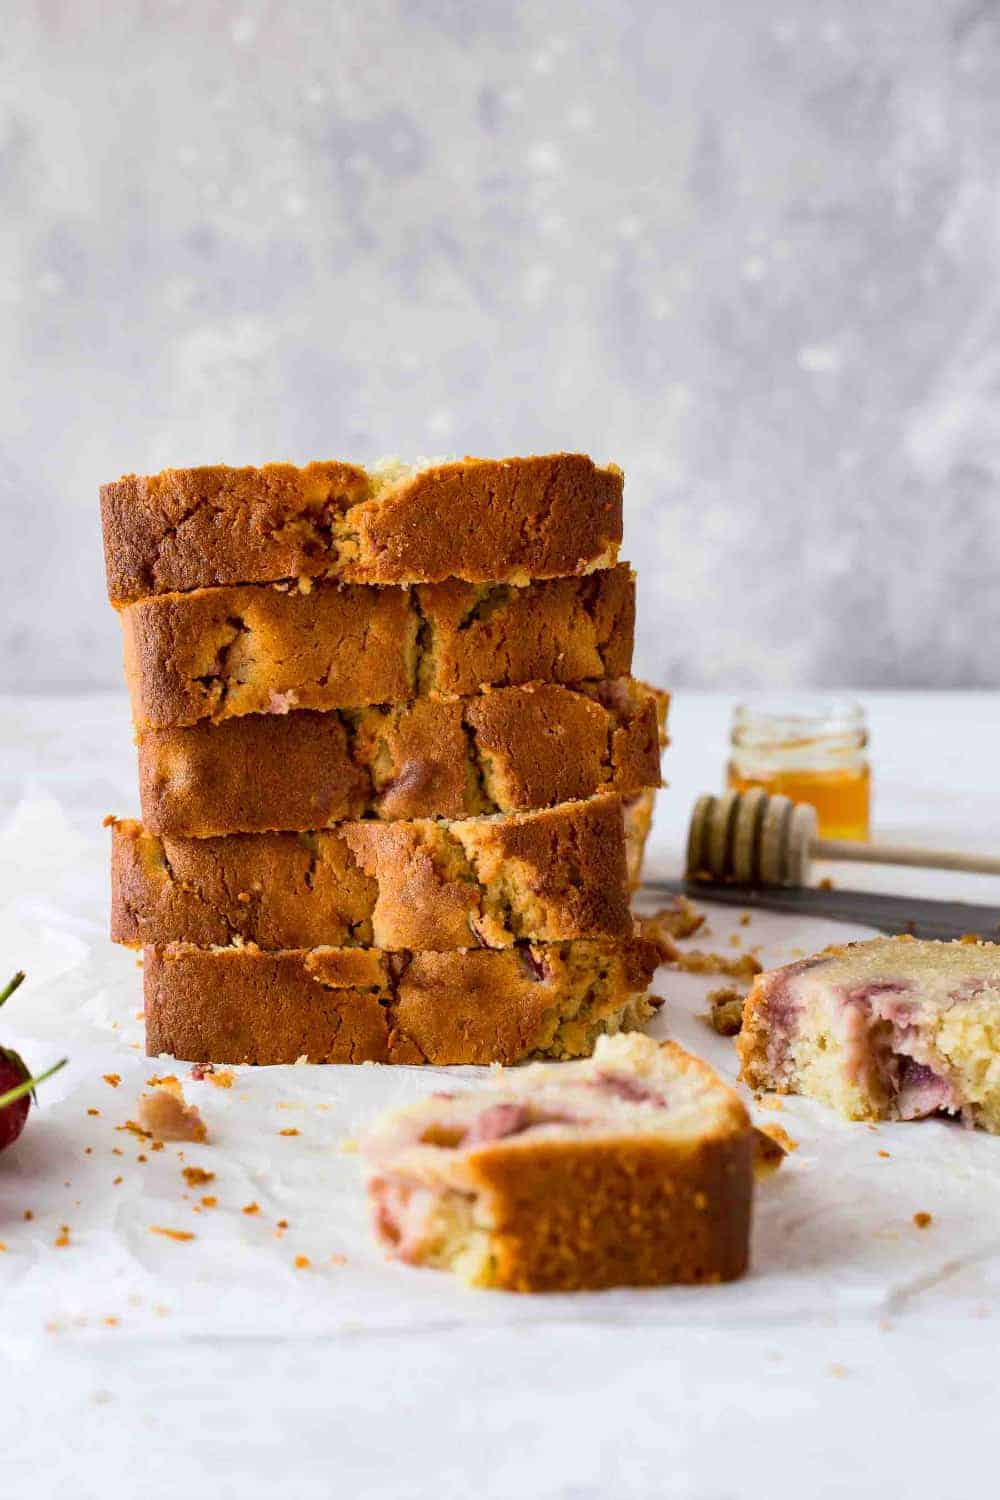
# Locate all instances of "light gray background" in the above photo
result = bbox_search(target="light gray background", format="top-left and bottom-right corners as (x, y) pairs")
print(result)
(2, 0), (999, 692)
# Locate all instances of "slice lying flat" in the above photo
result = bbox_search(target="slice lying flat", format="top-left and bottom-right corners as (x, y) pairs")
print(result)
(144, 939), (662, 1067)
(739, 936), (1000, 1132)
(101, 452), (623, 603)
(134, 678), (665, 840)
(109, 793), (632, 952)
(361, 1034), (753, 1292)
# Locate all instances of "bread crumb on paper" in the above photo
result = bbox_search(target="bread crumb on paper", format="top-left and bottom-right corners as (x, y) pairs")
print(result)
(138, 1082), (207, 1143)
(672, 950), (762, 981)
(760, 1122), (797, 1153)
(704, 986), (746, 1036)
(640, 896), (706, 943)
(150, 1226), (196, 1243)
(103, 1074), (121, 1089)
(182, 1166), (215, 1188)
(913, 1211), (933, 1229)
(753, 1128), (791, 1179)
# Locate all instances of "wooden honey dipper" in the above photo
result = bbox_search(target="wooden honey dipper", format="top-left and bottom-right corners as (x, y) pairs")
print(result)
(686, 790), (1000, 888)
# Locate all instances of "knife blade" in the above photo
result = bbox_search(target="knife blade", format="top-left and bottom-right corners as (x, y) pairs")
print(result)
(642, 879), (1000, 943)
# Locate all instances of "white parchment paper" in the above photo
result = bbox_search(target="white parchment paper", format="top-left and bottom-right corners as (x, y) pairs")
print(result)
(2, 786), (999, 1358)
(5, 691), (1000, 1498)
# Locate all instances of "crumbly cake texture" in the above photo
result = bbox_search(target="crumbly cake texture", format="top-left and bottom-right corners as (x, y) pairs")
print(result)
(110, 794), (632, 951)
(135, 679), (665, 837)
(121, 566), (635, 730)
(361, 1033), (752, 1292)
(623, 789), (655, 890)
(101, 453), (624, 604)
(622, 681), (668, 887)
(143, 939), (662, 1068)
(739, 937), (1000, 1133)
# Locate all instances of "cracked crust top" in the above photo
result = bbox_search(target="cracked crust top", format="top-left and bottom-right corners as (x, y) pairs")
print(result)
(122, 566), (635, 730)
(109, 793), (633, 951)
(135, 679), (665, 837)
(143, 937), (662, 1067)
(101, 453), (624, 604)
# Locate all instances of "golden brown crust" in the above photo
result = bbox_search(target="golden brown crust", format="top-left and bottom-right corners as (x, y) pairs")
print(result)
(623, 789), (655, 890)
(468, 1131), (752, 1291)
(121, 567), (635, 729)
(110, 795), (632, 951)
(364, 1037), (752, 1290)
(136, 679), (664, 837)
(101, 454), (623, 604)
(736, 975), (774, 1094)
(339, 794), (631, 951)
(143, 939), (662, 1066)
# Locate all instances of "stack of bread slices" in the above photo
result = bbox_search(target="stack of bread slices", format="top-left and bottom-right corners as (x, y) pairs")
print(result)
(101, 454), (668, 1068)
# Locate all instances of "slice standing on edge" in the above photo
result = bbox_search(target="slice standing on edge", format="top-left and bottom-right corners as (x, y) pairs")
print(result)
(739, 936), (1000, 1131)
(361, 1034), (754, 1292)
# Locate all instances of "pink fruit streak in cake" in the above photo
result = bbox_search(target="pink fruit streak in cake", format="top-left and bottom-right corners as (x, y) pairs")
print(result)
(464, 1102), (533, 1144)
(589, 1071), (665, 1105)
(839, 979), (961, 1119)
(464, 1102), (582, 1144)
(516, 946), (549, 982)
(368, 1175), (438, 1263)
(895, 1057), (955, 1120)
(845, 981), (909, 1010)
(757, 956), (831, 1080)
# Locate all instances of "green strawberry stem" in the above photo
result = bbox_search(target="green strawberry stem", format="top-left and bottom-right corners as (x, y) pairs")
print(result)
(0, 1056), (67, 1110)
(0, 971), (26, 1008)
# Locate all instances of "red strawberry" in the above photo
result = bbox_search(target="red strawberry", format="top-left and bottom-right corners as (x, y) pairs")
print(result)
(0, 972), (67, 1152)
(0, 1047), (32, 1150)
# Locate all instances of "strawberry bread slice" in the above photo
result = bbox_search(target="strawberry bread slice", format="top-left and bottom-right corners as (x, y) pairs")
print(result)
(739, 936), (1000, 1132)
(361, 1034), (753, 1291)
(101, 453), (623, 604)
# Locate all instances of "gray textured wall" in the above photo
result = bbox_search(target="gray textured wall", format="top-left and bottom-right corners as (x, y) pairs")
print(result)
(2, 0), (999, 692)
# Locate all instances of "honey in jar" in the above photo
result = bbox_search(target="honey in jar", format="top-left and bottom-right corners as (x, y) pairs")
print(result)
(727, 699), (870, 841)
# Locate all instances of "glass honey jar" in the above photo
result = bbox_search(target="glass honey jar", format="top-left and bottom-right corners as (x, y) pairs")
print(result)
(727, 698), (870, 841)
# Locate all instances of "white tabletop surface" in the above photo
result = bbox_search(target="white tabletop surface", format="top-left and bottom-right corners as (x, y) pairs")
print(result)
(2, 689), (1000, 1500)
